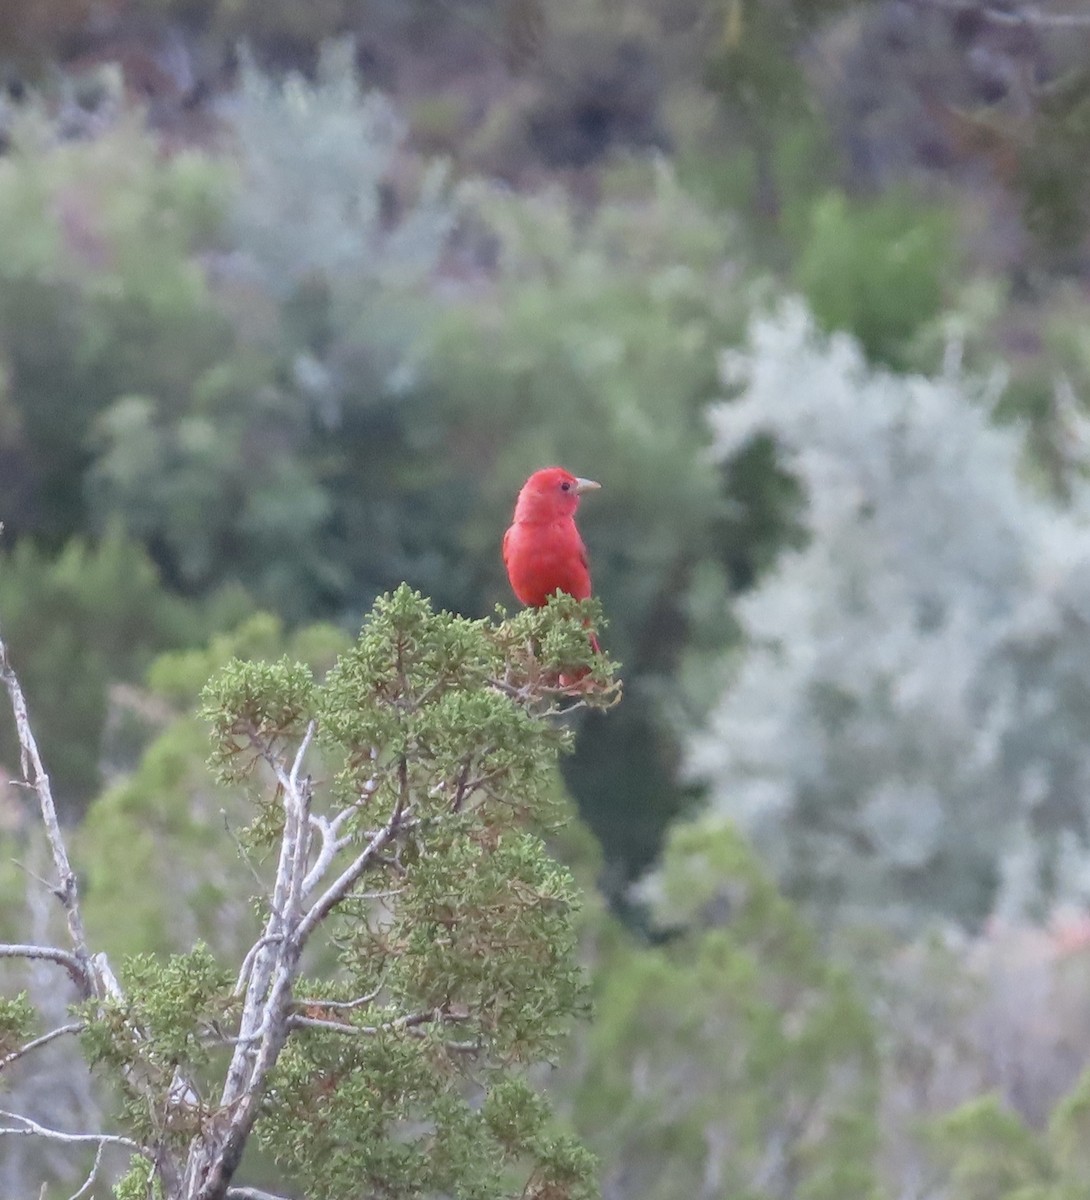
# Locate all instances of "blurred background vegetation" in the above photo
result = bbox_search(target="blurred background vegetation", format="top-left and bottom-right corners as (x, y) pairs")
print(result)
(6, 0), (1090, 1195)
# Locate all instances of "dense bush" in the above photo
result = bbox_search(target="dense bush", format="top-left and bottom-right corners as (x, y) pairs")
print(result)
(89, 43), (454, 618)
(78, 612), (348, 955)
(0, 115), (230, 543)
(574, 819), (878, 1200)
(796, 189), (955, 366)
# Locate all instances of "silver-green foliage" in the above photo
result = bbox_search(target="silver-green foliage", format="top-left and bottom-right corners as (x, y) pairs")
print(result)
(229, 39), (452, 298)
(692, 301), (1090, 928)
(226, 37), (452, 411)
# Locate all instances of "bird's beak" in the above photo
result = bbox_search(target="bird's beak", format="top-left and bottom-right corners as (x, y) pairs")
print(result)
(574, 477), (601, 494)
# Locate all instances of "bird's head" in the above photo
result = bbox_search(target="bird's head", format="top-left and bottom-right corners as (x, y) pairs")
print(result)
(514, 467), (600, 522)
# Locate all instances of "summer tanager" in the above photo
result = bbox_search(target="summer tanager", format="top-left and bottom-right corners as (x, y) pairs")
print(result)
(503, 466), (602, 654)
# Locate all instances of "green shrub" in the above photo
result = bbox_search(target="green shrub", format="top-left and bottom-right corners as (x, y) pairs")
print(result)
(0, 529), (210, 810)
(797, 189), (954, 366)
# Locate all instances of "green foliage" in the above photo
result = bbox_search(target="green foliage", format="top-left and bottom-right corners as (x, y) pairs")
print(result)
(0, 114), (231, 541)
(0, 529), (209, 811)
(229, 40), (452, 299)
(703, 0), (811, 120)
(9, 7), (1090, 1200)
(84, 43), (453, 620)
(986, 289), (1090, 504)
(0, 991), (35, 1063)
(4, 44), (796, 884)
(797, 189), (954, 366)
(1013, 65), (1090, 261)
(437, 167), (742, 637)
(925, 1069), (1090, 1200)
(147, 612), (347, 705)
(203, 658), (316, 783)
(693, 303), (1090, 929)
(929, 1095), (1054, 1200)
(690, 0), (852, 227)
(80, 944), (234, 1146)
(1049, 1068), (1090, 1180)
(113, 1155), (162, 1200)
(573, 820), (878, 1200)
(0, 47), (452, 626)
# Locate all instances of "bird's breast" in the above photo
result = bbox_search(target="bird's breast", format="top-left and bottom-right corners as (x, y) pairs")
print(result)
(504, 520), (591, 607)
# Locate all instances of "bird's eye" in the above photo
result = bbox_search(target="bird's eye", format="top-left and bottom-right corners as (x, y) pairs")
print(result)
(560, 481), (571, 491)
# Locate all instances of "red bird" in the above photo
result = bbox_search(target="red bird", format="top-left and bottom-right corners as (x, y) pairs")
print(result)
(503, 467), (602, 653)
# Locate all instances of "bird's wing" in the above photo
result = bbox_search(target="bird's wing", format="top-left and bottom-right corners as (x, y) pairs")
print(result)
(576, 563), (593, 600)
(579, 535), (590, 573)
(566, 528), (593, 600)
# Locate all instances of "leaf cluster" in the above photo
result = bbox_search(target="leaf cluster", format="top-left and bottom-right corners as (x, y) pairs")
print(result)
(80, 944), (235, 1145)
(0, 991), (35, 1065)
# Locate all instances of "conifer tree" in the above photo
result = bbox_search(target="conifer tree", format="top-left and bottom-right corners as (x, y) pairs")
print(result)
(0, 586), (617, 1200)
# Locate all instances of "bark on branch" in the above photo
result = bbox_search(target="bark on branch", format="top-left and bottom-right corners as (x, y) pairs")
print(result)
(0, 1108), (143, 1152)
(0, 1021), (86, 1073)
(0, 943), (89, 991)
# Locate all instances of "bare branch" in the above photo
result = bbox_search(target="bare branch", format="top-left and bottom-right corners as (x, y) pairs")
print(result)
(0, 633), (94, 998)
(292, 981), (386, 1013)
(286, 1013), (481, 1060)
(197, 952), (300, 1199)
(10, 857), (56, 890)
(295, 820), (400, 946)
(225, 1187), (296, 1200)
(221, 727), (313, 1089)
(910, 0), (1090, 28)
(431, 1038), (482, 1055)
(287, 1013), (362, 1035)
(0, 1108), (143, 1152)
(67, 1138), (105, 1200)
(221, 812), (266, 888)
(287, 1008), (457, 1037)
(294, 754), (413, 947)
(198, 726), (318, 1199)
(195, 729), (408, 1198)
(302, 813), (341, 897)
(288, 720), (315, 794)
(0, 1021), (85, 1073)
(329, 790), (372, 837)
(344, 887), (405, 902)
(90, 952), (123, 1000)
(0, 942), (89, 990)
(232, 935), (283, 998)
